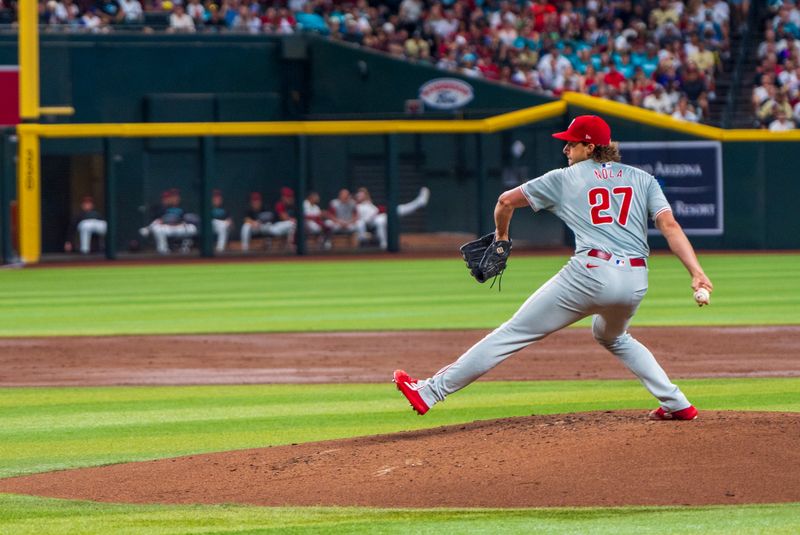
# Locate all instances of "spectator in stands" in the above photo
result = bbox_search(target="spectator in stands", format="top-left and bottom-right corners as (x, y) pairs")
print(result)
(772, 5), (800, 39)
(637, 43), (662, 77)
(791, 93), (800, 126)
(650, 0), (680, 29)
(51, 0), (80, 25)
(404, 31), (430, 61)
(64, 196), (107, 254)
(261, 7), (295, 34)
(204, 4), (227, 31)
(81, 8), (106, 32)
(232, 5), (261, 34)
(760, 87), (793, 128)
(460, 53), (481, 78)
(168, 4), (195, 33)
(19, 0), (738, 125)
(672, 96), (700, 122)
(185, 0), (206, 27)
(679, 63), (710, 119)
(752, 73), (777, 112)
(690, 39), (718, 75)
(760, 28), (780, 60)
(579, 64), (599, 95)
(644, 84), (673, 115)
(769, 109), (794, 131)
(295, 2), (329, 35)
(603, 64), (627, 93)
(537, 49), (572, 85)
(116, 0), (144, 25)
(240, 192), (274, 252)
(211, 189), (233, 253)
(398, 0), (423, 33)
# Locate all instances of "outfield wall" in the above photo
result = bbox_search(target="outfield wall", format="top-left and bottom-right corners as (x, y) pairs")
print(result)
(0, 34), (796, 257)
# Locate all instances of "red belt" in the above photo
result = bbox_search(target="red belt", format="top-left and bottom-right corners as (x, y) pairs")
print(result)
(588, 249), (647, 267)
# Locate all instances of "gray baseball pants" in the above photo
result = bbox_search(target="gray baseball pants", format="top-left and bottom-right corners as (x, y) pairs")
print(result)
(418, 254), (691, 412)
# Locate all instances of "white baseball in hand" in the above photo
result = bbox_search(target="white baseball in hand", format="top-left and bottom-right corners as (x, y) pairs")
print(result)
(693, 288), (710, 307)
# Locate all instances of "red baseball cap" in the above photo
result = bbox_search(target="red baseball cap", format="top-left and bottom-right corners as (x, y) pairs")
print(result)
(552, 115), (611, 145)
(249, 192), (262, 201)
(281, 187), (295, 197)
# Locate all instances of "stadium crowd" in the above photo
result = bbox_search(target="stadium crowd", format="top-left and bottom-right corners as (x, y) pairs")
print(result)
(4, 1), (742, 123)
(752, 0), (800, 130)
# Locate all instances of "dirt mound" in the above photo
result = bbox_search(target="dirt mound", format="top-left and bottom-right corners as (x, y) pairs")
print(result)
(2, 411), (798, 508)
(2, 326), (799, 387)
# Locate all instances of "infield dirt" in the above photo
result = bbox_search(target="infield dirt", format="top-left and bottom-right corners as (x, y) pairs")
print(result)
(1, 326), (798, 386)
(2, 326), (798, 508)
(1, 411), (798, 507)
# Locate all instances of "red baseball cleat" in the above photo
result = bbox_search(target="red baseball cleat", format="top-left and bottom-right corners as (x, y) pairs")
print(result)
(649, 405), (698, 421)
(393, 370), (430, 415)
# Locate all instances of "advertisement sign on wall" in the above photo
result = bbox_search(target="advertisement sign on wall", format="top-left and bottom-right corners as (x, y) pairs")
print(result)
(418, 78), (474, 110)
(620, 141), (723, 236)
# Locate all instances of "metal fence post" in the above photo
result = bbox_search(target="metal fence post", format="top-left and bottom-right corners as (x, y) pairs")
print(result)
(103, 138), (118, 260)
(200, 136), (214, 257)
(385, 134), (399, 252)
(295, 135), (307, 256)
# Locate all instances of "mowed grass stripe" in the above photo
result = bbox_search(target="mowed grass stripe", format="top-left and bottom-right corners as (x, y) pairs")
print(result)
(0, 254), (797, 336)
(1, 379), (797, 479)
(1, 494), (800, 535)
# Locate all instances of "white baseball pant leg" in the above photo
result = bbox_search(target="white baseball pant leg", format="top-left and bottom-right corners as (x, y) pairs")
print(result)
(372, 214), (388, 249)
(355, 218), (370, 243)
(153, 223), (198, 254)
(305, 220), (323, 235)
(419, 256), (691, 412)
(240, 223), (254, 251)
(270, 220), (296, 237)
(212, 219), (230, 252)
(77, 219), (107, 254)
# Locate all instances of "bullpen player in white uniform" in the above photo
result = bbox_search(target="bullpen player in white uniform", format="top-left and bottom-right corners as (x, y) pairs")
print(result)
(394, 115), (713, 421)
(64, 196), (107, 254)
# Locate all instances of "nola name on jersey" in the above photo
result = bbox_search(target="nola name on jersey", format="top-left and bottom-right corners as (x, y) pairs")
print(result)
(594, 162), (624, 180)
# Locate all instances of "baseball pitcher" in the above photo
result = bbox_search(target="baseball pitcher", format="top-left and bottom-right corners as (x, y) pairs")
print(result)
(395, 115), (713, 421)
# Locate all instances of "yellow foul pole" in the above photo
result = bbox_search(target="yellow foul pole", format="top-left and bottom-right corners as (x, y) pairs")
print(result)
(17, 0), (41, 263)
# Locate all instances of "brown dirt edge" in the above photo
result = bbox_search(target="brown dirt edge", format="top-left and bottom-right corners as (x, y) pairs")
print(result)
(2, 326), (798, 387)
(1, 411), (798, 508)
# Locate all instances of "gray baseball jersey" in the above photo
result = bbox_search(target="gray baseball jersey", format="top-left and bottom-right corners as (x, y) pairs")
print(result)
(415, 157), (691, 415)
(520, 159), (671, 258)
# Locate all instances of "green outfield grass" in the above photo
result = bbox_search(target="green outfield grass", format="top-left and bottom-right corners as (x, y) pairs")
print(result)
(2, 379), (799, 478)
(2, 495), (799, 535)
(1, 380), (799, 533)
(2, 254), (798, 533)
(0, 253), (798, 336)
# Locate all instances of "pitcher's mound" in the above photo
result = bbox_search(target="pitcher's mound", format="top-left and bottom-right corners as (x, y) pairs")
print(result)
(1, 411), (798, 508)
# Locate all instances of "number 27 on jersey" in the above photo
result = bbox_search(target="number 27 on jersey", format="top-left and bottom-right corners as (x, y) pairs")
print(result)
(588, 187), (633, 226)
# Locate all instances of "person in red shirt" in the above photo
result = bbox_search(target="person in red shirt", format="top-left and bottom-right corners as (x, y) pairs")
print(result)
(530, 0), (556, 33)
(603, 66), (627, 90)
